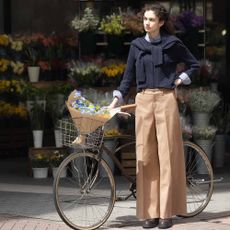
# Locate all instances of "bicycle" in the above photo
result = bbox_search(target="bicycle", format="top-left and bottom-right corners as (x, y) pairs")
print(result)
(53, 112), (214, 230)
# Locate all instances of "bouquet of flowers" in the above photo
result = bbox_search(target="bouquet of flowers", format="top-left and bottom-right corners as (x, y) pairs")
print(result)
(66, 90), (111, 134)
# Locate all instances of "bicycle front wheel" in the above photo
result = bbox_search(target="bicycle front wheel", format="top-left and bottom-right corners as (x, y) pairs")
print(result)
(182, 141), (214, 217)
(53, 151), (116, 230)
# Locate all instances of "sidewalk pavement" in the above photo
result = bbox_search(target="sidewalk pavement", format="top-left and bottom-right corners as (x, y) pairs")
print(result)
(0, 157), (230, 230)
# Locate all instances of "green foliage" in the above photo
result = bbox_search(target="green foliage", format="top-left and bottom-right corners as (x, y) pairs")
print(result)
(25, 46), (39, 66)
(29, 100), (46, 130)
(47, 93), (66, 128)
(46, 82), (73, 96)
(99, 13), (125, 35)
(20, 81), (46, 100)
(49, 150), (67, 167)
(31, 153), (49, 168)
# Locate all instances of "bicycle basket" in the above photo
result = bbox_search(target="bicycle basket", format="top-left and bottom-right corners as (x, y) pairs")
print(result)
(58, 118), (104, 150)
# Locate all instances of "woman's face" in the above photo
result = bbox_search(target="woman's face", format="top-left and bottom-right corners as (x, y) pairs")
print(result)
(143, 10), (164, 37)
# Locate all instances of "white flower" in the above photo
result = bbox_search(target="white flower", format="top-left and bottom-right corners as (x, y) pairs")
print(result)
(71, 8), (99, 32)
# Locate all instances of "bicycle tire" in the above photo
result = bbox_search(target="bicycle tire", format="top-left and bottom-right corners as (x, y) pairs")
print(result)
(181, 141), (214, 217)
(53, 151), (116, 230)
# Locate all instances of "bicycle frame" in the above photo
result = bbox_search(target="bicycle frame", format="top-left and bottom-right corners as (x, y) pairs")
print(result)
(99, 135), (136, 184)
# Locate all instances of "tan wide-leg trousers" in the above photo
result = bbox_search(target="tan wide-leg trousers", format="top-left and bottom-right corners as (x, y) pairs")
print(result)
(135, 89), (187, 219)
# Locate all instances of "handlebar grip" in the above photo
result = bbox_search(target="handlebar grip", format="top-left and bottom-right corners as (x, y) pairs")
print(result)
(120, 104), (136, 111)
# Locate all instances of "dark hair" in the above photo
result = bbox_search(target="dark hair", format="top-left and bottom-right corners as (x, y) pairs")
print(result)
(141, 2), (175, 35)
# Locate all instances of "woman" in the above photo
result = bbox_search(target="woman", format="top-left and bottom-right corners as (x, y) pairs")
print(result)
(109, 2), (200, 229)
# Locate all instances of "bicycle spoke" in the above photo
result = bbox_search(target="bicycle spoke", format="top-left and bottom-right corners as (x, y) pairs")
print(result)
(54, 152), (115, 230)
(182, 141), (214, 217)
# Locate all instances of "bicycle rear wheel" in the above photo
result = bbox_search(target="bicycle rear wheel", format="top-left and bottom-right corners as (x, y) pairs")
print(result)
(53, 151), (116, 230)
(182, 141), (214, 217)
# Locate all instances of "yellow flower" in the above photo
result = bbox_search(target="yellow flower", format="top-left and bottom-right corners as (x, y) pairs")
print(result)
(101, 63), (126, 78)
(0, 34), (10, 46)
(0, 80), (23, 94)
(0, 58), (10, 72)
(0, 101), (27, 118)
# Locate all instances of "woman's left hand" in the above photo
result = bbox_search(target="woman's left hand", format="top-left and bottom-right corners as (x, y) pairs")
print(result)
(174, 78), (182, 87)
(174, 79), (182, 98)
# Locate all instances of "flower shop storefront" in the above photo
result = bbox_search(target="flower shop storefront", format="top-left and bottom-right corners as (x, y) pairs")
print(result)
(1, 0), (230, 177)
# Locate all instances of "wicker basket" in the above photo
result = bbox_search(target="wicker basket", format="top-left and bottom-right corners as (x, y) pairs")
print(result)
(58, 118), (104, 150)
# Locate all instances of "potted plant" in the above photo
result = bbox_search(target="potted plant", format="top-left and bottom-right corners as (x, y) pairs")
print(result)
(68, 61), (101, 87)
(50, 150), (67, 178)
(47, 88), (67, 147)
(21, 83), (47, 148)
(187, 88), (221, 127)
(29, 100), (46, 148)
(23, 34), (43, 82)
(71, 7), (99, 56)
(31, 153), (49, 178)
(99, 13), (125, 57)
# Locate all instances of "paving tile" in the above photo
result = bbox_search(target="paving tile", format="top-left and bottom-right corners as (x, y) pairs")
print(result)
(0, 219), (17, 230)
(11, 220), (30, 230)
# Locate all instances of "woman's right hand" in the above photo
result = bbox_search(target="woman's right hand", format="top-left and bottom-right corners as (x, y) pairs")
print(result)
(107, 97), (119, 109)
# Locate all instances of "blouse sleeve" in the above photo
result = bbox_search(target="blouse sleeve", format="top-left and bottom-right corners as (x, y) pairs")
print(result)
(116, 44), (136, 97)
(175, 42), (200, 79)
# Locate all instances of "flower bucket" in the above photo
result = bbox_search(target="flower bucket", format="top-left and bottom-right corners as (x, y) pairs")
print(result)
(52, 167), (67, 178)
(195, 139), (213, 174)
(54, 129), (63, 147)
(28, 66), (40, 82)
(193, 113), (210, 127)
(32, 167), (48, 178)
(33, 130), (43, 148)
